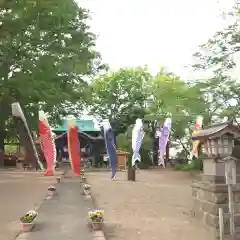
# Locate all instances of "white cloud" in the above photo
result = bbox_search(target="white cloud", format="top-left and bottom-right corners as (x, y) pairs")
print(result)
(77, 0), (235, 79)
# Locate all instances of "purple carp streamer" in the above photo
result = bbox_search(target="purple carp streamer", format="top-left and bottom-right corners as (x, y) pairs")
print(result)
(132, 118), (145, 166)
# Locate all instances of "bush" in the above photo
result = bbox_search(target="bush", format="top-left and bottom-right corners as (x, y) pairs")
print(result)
(181, 164), (196, 171)
(174, 164), (185, 171)
(116, 133), (131, 152)
(126, 152), (151, 169)
(139, 161), (149, 169)
(174, 156), (203, 171)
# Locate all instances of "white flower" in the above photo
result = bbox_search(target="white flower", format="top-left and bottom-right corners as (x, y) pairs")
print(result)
(96, 210), (104, 214)
(48, 185), (56, 191)
(26, 210), (38, 217)
(84, 184), (91, 190)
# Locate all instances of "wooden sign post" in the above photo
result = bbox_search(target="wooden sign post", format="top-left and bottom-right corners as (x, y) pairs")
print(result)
(225, 158), (236, 240)
(127, 153), (135, 181)
(219, 208), (224, 240)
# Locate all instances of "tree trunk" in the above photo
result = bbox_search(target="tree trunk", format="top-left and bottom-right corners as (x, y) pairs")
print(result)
(166, 141), (170, 161)
(0, 115), (6, 167)
(0, 97), (11, 167)
(13, 117), (37, 168)
(153, 135), (158, 165)
(0, 130), (5, 167)
(178, 138), (189, 156)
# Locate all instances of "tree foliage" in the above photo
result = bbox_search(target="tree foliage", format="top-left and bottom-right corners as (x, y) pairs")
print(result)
(149, 70), (208, 140)
(91, 66), (209, 161)
(90, 67), (152, 133)
(192, 1), (240, 123)
(0, 0), (102, 137)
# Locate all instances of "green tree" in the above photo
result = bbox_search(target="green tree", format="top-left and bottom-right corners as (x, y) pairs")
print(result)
(90, 67), (152, 133)
(147, 70), (208, 150)
(0, 0), (102, 148)
(191, 1), (240, 124)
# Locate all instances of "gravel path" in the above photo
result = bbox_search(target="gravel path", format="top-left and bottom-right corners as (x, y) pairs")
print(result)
(86, 170), (211, 240)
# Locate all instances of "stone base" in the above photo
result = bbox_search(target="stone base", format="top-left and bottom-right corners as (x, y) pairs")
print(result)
(196, 173), (240, 184)
(192, 179), (240, 239)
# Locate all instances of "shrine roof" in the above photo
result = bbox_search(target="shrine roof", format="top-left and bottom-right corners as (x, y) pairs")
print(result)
(192, 122), (240, 140)
(53, 119), (100, 132)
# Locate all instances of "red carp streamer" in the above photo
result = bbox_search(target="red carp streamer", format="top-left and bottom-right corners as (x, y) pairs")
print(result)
(67, 118), (81, 176)
(39, 111), (56, 176)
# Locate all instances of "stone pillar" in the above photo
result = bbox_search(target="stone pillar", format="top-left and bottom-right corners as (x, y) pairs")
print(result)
(191, 157), (240, 239)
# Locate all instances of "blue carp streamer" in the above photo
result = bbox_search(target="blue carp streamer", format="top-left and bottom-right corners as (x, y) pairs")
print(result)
(102, 120), (117, 180)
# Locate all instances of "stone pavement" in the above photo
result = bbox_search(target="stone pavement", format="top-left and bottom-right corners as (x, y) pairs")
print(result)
(0, 169), (61, 240)
(18, 173), (100, 240)
(86, 170), (212, 240)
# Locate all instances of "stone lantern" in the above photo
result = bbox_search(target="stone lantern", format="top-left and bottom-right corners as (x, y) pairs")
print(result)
(203, 134), (234, 157)
(191, 121), (240, 239)
(192, 122), (240, 182)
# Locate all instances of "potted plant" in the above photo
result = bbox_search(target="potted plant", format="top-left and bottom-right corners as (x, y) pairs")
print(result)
(83, 184), (91, 190)
(48, 185), (56, 196)
(81, 169), (85, 176)
(20, 210), (38, 232)
(81, 176), (86, 183)
(88, 210), (104, 230)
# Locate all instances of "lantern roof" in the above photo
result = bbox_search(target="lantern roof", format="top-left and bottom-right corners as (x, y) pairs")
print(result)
(222, 155), (239, 162)
(192, 121), (240, 140)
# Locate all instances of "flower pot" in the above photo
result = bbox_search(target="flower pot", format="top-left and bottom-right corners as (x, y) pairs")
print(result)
(82, 178), (86, 183)
(85, 195), (91, 200)
(48, 190), (55, 196)
(92, 222), (103, 231)
(21, 221), (35, 232)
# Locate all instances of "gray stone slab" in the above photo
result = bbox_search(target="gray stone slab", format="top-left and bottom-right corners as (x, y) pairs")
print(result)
(26, 177), (93, 240)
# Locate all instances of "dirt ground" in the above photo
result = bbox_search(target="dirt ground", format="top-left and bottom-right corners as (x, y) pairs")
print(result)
(0, 169), (60, 240)
(86, 169), (211, 240)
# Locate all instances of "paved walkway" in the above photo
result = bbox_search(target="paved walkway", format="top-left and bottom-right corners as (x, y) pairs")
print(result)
(21, 175), (94, 240)
(0, 169), (60, 240)
(86, 170), (211, 240)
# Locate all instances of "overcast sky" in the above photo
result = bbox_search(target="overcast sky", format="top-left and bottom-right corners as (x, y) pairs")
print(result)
(78, 0), (235, 79)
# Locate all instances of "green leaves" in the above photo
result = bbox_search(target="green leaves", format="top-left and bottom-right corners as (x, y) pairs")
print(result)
(192, 2), (240, 124)
(90, 66), (208, 150)
(88, 67), (152, 134)
(0, 0), (102, 134)
(90, 67), (152, 120)
(149, 70), (207, 140)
